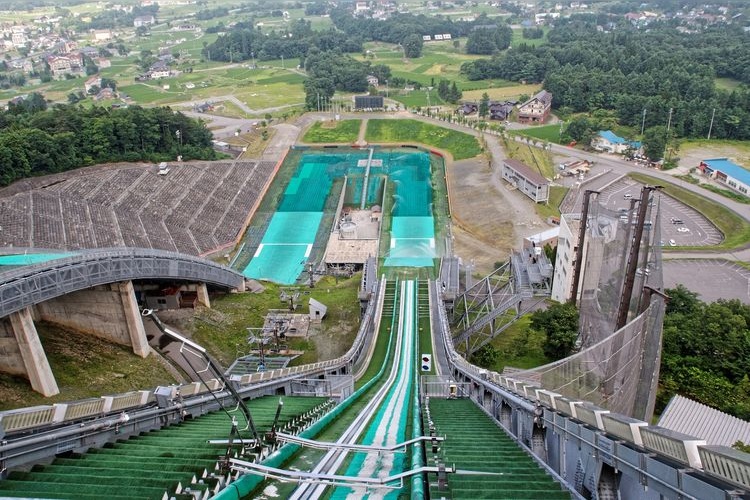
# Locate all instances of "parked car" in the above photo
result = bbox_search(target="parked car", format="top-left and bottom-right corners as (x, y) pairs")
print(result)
(669, 239), (677, 246)
(677, 227), (690, 233)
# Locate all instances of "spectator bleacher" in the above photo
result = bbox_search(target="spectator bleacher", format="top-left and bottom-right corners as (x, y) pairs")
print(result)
(0, 160), (276, 256)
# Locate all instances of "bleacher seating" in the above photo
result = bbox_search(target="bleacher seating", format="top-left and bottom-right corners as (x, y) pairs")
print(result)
(0, 160), (277, 257)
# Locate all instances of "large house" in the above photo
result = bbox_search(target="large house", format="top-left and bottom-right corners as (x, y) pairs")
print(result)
(698, 158), (750, 196)
(47, 54), (83, 78)
(517, 90), (552, 124)
(134, 15), (156, 27)
(591, 130), (642, 155)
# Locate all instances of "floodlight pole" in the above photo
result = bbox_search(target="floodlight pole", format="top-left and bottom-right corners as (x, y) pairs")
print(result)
(569, 190), (598, 305)
(615, 185), (660, 330)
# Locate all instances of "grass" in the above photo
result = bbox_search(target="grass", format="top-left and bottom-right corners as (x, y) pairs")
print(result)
(535, 186), (568, 219)
(513, 124), (562, 144)
(365, 119), (482, 160)
(698, 183), (750, 203)
(0, 323), (177, 411)
(190, 275), (361, 368)
(500, 134), (555, 179)
(302, 119), (362, 143)
(485, 315), (551, 372)
(629, 172), (750, 249)
(511, 27), (549, 48)
(715, 77), (743, 91)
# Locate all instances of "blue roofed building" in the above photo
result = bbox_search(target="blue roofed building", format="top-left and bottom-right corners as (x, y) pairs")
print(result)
(699, 158), (750, 196)
(591, 130), (642, 154)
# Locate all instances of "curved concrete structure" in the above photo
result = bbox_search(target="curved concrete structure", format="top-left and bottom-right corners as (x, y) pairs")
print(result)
(0, 247), (244, 318)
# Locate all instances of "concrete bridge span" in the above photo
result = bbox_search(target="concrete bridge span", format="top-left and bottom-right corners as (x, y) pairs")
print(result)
(0, 248), (245, 397)
(0, 247), (245, 318)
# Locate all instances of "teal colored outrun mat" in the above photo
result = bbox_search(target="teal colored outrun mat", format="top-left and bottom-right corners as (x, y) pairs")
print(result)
(241, 149), (437, 284)
(0, 253), (74, 266)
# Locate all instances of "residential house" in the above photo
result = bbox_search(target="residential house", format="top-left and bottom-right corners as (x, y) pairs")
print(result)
(11, 30), (27, 48)
(95, 57), (111, 69)
(366, 75), (379, 86)
(698, 158), (750, 196)
(517, 90), (552, 124)
(47, 54), (83, 78)
(501, 158), (549, 203)
(457, 102), (477, 115)
(489, 101), (515, 120)
(8, 58), (33, 73)
(95, 87), (115, 101)
(92, 29), (113, 42)
(134, 15), (156, 27)
(85, 75), (102, 93)
(591, 130), (641, 154)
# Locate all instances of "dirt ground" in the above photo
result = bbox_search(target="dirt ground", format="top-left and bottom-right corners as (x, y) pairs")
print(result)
(677, 142), (750, 172)
(446, 154), (547, 276)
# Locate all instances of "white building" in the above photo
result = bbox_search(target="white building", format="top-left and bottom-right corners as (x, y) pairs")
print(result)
(551, 214), (581, 303)
(501, 159), (550, 203)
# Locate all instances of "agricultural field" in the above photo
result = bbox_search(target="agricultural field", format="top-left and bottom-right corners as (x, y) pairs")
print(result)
(366, 119), (482, 160)
(0, 0), (549, 116)
(302, 120), (362, 143)
(461, 83), (543, 102)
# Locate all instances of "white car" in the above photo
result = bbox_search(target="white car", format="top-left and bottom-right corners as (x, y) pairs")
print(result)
(669, 239), (677, 246)
(676, 227), (690, 233)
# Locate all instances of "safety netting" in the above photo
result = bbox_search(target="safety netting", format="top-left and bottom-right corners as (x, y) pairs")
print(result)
(513, 188), (665, 419)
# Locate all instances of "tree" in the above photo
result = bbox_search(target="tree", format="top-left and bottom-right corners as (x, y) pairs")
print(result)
(135, 25), (149, 37)
(479, 92), (490, 119)
(401, 34), (423, 58)
(449, 81), (462, 103)
(530, 303), (579, 360)
(304, 76), (335, 110)
(470, 344), (498, 369)
(643, 125), (667, 160)
(101, 77), (117, 91)
(466, 29), (498, 55)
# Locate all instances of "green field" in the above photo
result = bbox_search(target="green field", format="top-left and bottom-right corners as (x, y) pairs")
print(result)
(514, 124), (562, 144)
(365, 119), (482, 160)
(715, 77), (743, 90)
(302, 119), (362, 143)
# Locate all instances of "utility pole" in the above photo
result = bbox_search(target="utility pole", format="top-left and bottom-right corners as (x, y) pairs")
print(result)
(663, 107), (673, 161)
(707, 107), (716, 140)
(640, 108), (647, 136)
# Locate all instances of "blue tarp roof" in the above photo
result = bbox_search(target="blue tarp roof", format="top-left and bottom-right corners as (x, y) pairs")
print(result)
(703, 158), (750, 186)
(598, 130), (626, 144)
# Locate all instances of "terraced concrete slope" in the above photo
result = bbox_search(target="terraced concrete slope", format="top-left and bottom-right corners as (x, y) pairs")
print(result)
(0, 396), (328, 500)
(428, 398), (572, 499)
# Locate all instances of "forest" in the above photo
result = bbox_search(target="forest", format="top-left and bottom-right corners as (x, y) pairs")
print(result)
(658, 286), (750, 419)
(0, 95), (216, 187)
(461, 17), (750, 140)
